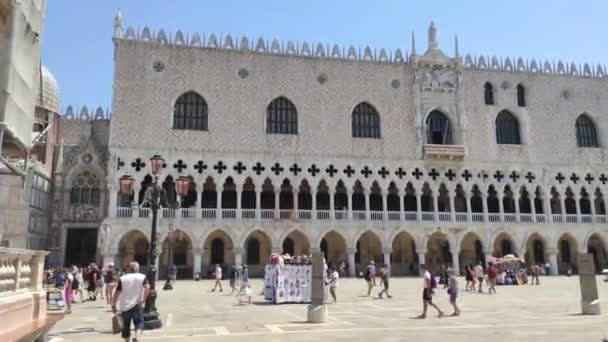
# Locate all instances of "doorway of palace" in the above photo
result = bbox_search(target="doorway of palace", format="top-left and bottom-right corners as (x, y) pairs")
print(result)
(525, 233), (546, 265)
(320, 231), (347, 270)
(160, 230), (193, 279)
(244, 230), (272, 277)
(118, 230), (149, 270)
(391, 231), (416, 276)
(282, 230), (310, 256)
(64, 227), (98, 267)
(425, 232), (452, 273)
(355, 231), (382, 274)
(493, 233), (515, 258)
(557, 234), (577, 274)
(459, 232), (484, 270)
(587, 234), (607, 273)
(202, 230), (234, 278)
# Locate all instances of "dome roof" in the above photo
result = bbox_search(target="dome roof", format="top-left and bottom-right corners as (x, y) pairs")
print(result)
(37, 65), (60, 113)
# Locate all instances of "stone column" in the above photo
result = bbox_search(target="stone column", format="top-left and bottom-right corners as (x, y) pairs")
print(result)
(347, 189), (353, 220)
(308, 252), (328, 322)
(382, 248), (391, 271)
(574, 193), (581, 220)
(481, 193), (488, 222)
(449, 192), (455, 222)
(531, 195), (537, 222)
(108, 186), (118, 218)
(417, 249), (426, 275)
(398, 191), (404, 221)
(255, 191), (261, 219)
(590, 194), (596, 217)
(514, 194), (520, 222)
(293, 190), (299, 218)
(547, 248), (558, 276)
(432, 192), (439, 221)
(416, 193), (422, 222)
(311, 191), (317, 219)
(193, 248), (202, 279)
(451, 248), (460, 276)
(560, 196), (566, 221)
(234, 248), (243, 265)
(236, 185), (242, 218)
(544, 196), (553, 223)
(274, 191), (280, 217)
(329, 190), (335, 220)
(216, 190), (223, 219)
(465, 192), (472, 221)
(347, 248), (356, 277)
(381, 193), (388, 221)
(364, 189), (370, 214)
(497, 194), (504, 221)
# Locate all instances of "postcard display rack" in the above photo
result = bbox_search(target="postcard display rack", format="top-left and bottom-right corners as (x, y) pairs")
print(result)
(263, 263), (312, 304)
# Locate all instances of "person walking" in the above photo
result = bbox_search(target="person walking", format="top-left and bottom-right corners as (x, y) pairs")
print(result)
(104, 264), (117, 305)
(364, 261), (375, 296)
(73, 266), (84, 303)
(487, 263), (497, 294)
(63, 269), (74, 314)
(447, 268), (460, 316)
(474, 262), (484, 293)
(326, 267), (339, 304)
(464, 264), (474, 291)
(378, 264), (392, 299)
(531, 264), (540, 285)
(212, 264), (223, 292)
(168, 264), (178, 285)
(418, 264), (444, 319)
(111, 262), (150, 342)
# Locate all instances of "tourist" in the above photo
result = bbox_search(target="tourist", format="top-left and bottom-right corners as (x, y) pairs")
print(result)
(364, 261), (375, 296)
(95, 265), (105, 301)
(487, 262), (497, 294)
(464, 264), (474, 291)
(212, 264), (223, 292)
(169, 264), (178, 285)
(111, 261), (150, 342)
(230, 263), (242, 294)
(531, 264), (540, 285)
(242, 264), (249, 284)
(441, 264), (449, 289)
(474, 262), (484, 293)
(326, 267), (339, 304)
(86, 264), (99, 301)
(63, 269), (74, 314)
(104, 264), (117, 305)
(70, 266), (83, 303)
(447, 268), (460, 316)
(418, 264), (443, 319)
(378, 264), (392, 299)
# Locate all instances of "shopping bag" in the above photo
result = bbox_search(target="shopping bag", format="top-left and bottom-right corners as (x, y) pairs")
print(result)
(112, 313), (123, 335)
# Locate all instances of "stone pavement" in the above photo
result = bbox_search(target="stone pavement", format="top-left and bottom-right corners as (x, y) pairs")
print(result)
(49, 276), (608, 342)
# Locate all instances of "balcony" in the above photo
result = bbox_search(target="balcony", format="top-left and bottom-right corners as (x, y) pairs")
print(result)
(423, 144), (466, 160)
(114, 206), (608, 226)
(0, 248), (61, 341)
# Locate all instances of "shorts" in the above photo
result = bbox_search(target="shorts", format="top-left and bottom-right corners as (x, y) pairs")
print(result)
(422, 288), (433, 302)
(121, 306), (144, 338)
(449, 292), (457, 303)
(477, 277), (483, 283)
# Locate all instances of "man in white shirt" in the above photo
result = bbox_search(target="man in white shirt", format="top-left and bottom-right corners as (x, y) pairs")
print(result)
(212, 264), (223, 292)
(474, 262), (484, 293)
(418, 264), (443, 319)
(112, 262), (150, 342)
(326, 267), (339, 304)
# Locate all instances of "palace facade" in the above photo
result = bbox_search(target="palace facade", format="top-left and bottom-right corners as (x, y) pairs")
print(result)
(53, 14), (608, 278)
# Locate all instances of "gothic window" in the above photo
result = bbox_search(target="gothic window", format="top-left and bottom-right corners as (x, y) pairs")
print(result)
(70, 171), (101, 205)
(426, 110), (452, 145)
(352, 102), (381, 138)
(173, 91), (208, 130)
(575, 114), (599, 147)
(484, 82), (494, 105)
(495, 110), (521, 145)
(516, 84), (526, 107)
(267, 97), (297, 134)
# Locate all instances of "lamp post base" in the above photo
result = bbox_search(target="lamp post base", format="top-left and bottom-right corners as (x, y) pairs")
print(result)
(162, 280), (173, 290)
(143, 289), (163, 330)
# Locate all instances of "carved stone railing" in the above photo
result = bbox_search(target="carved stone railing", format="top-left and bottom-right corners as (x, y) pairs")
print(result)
(0, 248), (61, 341)
(423, 144), (466, 160)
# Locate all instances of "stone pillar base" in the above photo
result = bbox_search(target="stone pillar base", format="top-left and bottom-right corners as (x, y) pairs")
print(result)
(307, 304), (328, 323)
(581, 299), (601, 315)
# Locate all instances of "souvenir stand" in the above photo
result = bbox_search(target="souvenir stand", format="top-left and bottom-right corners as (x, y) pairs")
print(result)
(264, 255), (313, 304)
(492, 254), (526, 285)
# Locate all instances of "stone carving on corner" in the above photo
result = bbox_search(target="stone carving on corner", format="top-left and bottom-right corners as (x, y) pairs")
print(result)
(415, 68), (459, 93)
(69, 204), (98, 221)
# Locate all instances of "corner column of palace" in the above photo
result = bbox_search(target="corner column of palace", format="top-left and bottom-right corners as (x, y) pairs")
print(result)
(193, 248), (202, 279)
(347, 247), (356, 277)
(546, 248), (559, 276)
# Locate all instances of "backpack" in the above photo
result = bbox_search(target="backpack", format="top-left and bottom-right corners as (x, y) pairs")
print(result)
(488, 267), (497, 279)
(364, 268), (372, 281)
(72, 277), (80, 290)
(430, 274), (437, 289)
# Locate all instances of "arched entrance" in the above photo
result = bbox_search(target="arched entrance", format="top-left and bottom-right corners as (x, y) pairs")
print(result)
(118, 230), (149, 270)
(203, 230), (234, 277)
(425, 232), (452, 273)
(524, 233), (546, 265)
(244, 230), (272, 277)
(355, 231), (382, 273)
(557, 233), (578, 274)
(587, 234), (607, 273)
(160, 230), (193, 279)
(493, 232), (515, 258)
(459, 232), (484, 270)
(391, 231), (416, 276)
(282, 230), (310, 256)
(319, 231), (347, 270)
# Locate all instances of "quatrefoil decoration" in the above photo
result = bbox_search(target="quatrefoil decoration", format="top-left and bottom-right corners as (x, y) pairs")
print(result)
(214, 161), (227, 174)
(173, 160), (187, 173)
(131, 158), (146, 172)
(194, 161), (207, 174)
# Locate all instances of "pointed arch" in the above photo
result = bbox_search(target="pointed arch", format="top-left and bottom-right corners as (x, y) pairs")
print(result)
(425, 110), (453, 145)
(267, 96), (297, 134)
(173, 91), (208, 130)
(576, 114), (599, 147)
(352, 102), (381, 138)
(484, 82), (494, 105)
(516, 84), (526, 107)
(496, 110), (521, 145)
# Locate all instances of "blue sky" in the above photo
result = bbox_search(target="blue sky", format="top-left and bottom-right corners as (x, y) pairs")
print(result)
(43, 0), (608, 110)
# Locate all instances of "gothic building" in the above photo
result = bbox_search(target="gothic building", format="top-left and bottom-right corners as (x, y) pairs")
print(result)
(57, 14), (608, 278)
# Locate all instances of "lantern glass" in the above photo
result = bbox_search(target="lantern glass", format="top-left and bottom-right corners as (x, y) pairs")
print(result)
(150, 155), (165, 176)
(119, 175), (135, 193)
(176, 176), (191, 196)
